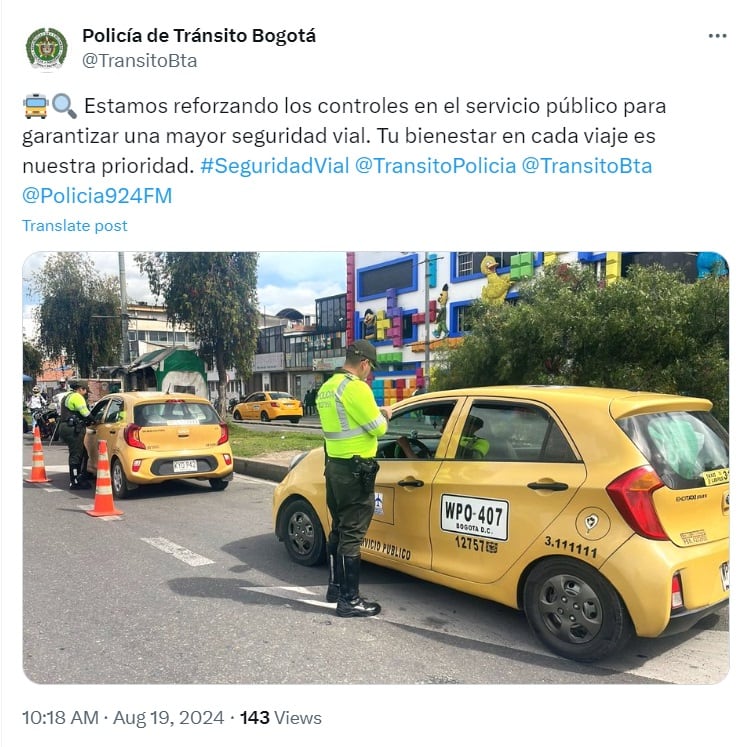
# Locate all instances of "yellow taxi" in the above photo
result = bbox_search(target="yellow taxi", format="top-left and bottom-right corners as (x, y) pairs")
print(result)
(272, 385), (729, 662)
(232, 390), (303, 423)
(83, 391), (233, 500)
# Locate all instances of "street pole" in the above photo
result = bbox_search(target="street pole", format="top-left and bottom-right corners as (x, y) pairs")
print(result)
(118, 252), (130, 365)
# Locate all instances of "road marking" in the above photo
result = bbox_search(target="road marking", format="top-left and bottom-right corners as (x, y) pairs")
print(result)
(76, 506), (123, 521)
(141, 537), (214, 566)
(23, 465), (68, 475)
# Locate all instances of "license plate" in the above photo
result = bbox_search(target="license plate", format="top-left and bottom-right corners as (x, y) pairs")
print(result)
(440, 494), (508, 541)
(173, 459), (198, 473)
(720, 562), (729, 591)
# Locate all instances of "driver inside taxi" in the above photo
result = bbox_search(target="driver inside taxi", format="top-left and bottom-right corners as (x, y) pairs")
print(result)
(397, 414), (489, 460)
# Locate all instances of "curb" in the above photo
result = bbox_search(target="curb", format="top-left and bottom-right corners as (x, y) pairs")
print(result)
(233, 457), (289, 483)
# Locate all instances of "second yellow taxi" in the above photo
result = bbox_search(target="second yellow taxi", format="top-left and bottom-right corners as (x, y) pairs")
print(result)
(83, 391), (233, 499)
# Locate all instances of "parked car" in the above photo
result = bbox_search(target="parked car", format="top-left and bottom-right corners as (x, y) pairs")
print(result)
(232, 391), (303, 423)
(272, 385), (729, 662)
(83, 391), (233, 500)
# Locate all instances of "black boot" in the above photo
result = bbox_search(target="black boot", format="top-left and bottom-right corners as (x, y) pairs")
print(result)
(69, 466), (84, 490)
(69, 465), (91, 490)
(336, 554), (381, 617)
(326, 551), (340, 603)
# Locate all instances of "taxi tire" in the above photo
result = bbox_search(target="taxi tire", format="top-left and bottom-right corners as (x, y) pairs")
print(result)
(209, 478), (229, 491)
(523, 557), (633, 663)
(279, 498), (326, 567)
(261, 411), (270, 422)
(233, 410), (243, 421)
(111, 457), (133, 501)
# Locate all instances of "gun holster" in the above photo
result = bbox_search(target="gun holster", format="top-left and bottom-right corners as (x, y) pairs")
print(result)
(352, 456), (380, 493)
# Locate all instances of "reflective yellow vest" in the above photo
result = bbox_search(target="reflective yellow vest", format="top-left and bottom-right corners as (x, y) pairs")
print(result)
(61, 391), (90, 419)
(316, 370), (388, 458)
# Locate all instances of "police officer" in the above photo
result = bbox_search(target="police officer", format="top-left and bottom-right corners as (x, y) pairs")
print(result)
(316, 340), (392, 617)
(58, 380), (93, 490)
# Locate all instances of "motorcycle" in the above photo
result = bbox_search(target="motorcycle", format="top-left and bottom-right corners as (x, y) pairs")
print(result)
(30, 406), (60, 441)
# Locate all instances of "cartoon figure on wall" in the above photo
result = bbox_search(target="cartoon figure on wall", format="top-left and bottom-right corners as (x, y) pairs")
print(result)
(433, 283), (449, 338)
(362, 309), (377, 339)
(480, 255), (512, 304)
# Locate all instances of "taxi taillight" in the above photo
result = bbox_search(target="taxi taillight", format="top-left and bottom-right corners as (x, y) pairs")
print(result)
(218, 423), (229, 445)
(606, 466), (669, 540)
(671, 574), (684, 610)
(124, 423), (146, 449)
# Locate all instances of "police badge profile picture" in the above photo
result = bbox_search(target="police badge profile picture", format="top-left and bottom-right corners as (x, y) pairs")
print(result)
(26, 27), (68, 69)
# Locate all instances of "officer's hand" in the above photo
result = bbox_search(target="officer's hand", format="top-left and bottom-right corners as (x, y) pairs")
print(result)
(380, 405), (393, 421)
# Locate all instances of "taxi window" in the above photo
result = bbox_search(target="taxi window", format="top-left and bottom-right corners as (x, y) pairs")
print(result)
(379, 401), (458, 459)
(103, 399), (125, 423)
(89, 399), (109, 425)
(466, 403), (577, 463)
(134, 402), (220, 425)
(618, 410), (729, 489)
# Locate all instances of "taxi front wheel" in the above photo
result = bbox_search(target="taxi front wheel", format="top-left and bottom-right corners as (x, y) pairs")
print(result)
(279, 498), (326, 567)
(523, 558), (633, 663)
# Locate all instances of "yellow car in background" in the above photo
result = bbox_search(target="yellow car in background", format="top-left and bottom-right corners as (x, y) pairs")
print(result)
(272, 385), (729, 663)
(232, 390), (303, 423)
(83, 392), (233, 500)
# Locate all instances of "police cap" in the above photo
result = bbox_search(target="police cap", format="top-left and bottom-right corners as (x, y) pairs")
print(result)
(347, 339), (379, 369)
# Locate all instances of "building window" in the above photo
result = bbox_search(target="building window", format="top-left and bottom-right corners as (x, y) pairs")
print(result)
(456, 252), (477, 277)
(455, 252), (521, 279)
(358, 256), (416, 299)
(455, 303), (474, 333)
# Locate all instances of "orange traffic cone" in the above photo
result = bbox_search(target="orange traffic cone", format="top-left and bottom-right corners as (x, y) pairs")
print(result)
(25, 425), (51, 483)
(86, 440), (123, 517)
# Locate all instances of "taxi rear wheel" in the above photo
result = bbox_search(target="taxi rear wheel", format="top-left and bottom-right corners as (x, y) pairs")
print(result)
(261, 411), (271, 422)
(110, 457), (133, 501)
(279, 498), (325, 566)
(523, 558), (633, 662)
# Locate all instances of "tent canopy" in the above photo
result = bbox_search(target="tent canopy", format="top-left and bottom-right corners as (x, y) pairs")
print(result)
(127, 347), (208, 399)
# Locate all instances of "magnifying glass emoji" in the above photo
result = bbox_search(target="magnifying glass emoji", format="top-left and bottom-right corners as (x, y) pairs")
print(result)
(52, 92), (77, 119)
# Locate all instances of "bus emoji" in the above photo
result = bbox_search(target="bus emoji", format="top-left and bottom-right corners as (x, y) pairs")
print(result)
(24, 93), (48, 118)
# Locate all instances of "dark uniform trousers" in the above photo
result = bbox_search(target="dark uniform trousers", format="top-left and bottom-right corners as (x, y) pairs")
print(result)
(324, 458), (375, 557)
(59, 421), (86, 468)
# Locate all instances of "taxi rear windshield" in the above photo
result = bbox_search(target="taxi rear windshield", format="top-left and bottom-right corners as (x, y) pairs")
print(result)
(134, 402), (221, 426)
(618, 410), (729, 490)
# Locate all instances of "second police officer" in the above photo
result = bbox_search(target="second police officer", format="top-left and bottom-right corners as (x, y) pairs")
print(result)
(58, 380), (94, 490)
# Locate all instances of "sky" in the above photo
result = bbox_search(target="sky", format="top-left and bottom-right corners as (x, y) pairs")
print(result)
(22, 250), (347, 340)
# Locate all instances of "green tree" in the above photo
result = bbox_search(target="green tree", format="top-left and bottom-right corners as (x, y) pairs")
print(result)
(32, 253), (122, 378)
(23, 340), (44, 379)
(432, 263), (729, 427)
(136, 252), (260, 417)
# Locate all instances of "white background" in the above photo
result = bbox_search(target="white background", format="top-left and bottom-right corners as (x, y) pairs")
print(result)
(2, 2), (746, 744)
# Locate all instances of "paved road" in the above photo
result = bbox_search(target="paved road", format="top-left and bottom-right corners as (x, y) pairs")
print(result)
(21, 440), (728, 686)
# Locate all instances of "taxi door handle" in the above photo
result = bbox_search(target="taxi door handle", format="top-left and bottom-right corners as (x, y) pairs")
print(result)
(527, 481), (568, 491)
(398, 479), (424, 487)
